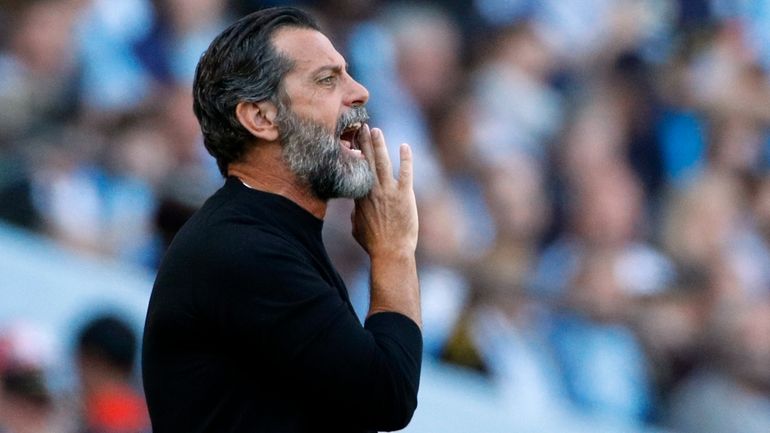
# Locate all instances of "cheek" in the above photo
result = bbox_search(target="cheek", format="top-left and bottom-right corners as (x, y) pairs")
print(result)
(294, 97), (341, 130)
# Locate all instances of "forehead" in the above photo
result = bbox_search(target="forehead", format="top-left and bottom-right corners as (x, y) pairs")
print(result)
(272, 27), (345, 74)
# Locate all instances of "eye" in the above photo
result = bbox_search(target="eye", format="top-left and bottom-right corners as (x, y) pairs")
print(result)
(318, 76), (336, 86)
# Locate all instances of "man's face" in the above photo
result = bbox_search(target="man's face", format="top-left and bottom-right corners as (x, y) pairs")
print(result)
(271, 27), (373, 199)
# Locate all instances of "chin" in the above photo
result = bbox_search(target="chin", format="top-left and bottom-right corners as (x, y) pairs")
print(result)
(315, 164), (374, 200)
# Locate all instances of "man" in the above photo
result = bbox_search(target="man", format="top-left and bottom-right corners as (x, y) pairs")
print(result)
(142, 7), (422, 433)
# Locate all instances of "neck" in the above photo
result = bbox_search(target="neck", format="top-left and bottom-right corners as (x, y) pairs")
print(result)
(227, 143), (327, 220)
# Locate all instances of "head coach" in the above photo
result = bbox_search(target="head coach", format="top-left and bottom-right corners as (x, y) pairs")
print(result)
(142, 6), (422, 433)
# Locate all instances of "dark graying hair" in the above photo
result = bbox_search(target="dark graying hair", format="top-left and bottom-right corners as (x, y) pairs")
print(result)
(192, 7), (320, 175)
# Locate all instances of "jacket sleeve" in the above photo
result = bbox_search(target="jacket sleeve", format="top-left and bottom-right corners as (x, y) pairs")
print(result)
(217, 233), (422, 431)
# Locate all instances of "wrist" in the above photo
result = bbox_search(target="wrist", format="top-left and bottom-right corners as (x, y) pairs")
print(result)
(368, 246), (416, 264)
(367, 248), (421, 329)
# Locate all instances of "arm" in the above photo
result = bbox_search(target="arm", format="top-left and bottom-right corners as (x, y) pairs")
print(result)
(352, 125), (421, 328)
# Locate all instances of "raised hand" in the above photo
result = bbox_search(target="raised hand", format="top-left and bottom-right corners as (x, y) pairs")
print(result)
(352, 125), (418, 257)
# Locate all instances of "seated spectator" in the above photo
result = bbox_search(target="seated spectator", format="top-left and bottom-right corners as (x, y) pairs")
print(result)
(430, 90), (496, 260)
(0, 368), (55, 433)
(0, 0), (83, 144)
(662, 170), (770, 301)
(75, 0), (155, 112)
(136, 0), (229, 84)
(0, 323), (61, 433)
(469, 21), (562, 164)
(631, 267), (712, 403)
(533, 163), (674, 300)
(75, 315), (149, 433)
(666, 297), (770, 433)
(549, 248), (654, 424)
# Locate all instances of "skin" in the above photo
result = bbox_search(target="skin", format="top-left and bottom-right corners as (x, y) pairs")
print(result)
(227, 27), (421, 327)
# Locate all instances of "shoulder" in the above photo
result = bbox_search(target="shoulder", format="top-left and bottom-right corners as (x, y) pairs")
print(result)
(197, 218), (306, 274)
(168, 183), (299, 254)
(157, 205), (308, 290)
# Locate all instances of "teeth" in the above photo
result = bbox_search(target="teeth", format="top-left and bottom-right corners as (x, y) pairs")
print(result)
(344, 122), (362, 133)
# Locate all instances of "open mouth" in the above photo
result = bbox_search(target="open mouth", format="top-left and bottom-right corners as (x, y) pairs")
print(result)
(339, 122), (365, 159)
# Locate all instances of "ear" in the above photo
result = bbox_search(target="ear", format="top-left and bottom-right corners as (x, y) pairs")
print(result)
(235, 100), (279, 142)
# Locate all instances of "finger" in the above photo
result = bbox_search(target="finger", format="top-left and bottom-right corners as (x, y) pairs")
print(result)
(371, 128), (394, 186)
(398, 143), (413, 190)
(357, 124), (378, 185)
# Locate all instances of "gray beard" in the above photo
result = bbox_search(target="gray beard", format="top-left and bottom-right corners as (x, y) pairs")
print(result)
(276, 104), (374, 200)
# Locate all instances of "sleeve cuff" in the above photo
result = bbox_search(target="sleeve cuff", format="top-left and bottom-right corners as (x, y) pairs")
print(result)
(364, 311), (422, 352)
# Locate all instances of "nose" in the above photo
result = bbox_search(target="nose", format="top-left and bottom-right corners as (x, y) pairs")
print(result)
(347, 76), (369, 107)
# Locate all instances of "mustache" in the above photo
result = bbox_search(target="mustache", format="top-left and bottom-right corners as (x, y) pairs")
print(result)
(335, 106), (369, 136)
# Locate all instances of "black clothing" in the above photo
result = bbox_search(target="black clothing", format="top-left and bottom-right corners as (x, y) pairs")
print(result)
(142, 177), (422, 433)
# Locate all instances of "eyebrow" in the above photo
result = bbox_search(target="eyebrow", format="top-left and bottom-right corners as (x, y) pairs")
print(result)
(311, 64), (349, 77)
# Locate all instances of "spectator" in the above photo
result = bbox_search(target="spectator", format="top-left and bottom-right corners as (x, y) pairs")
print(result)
(534, 163), (674, 300)
(666, 297), (770, 433)
(75, 315), (149, 433)
(0, 0), (83, 144)
(0, 323), (62, 433)
(549, 248), (654, 424)
(632, 267), (711, 403)
(75, 0), (155, 112)
(470, 21), (563, 163)
(137, 0), (229, 84)
(430, 90), (496, 259)
(662, 170), (770, 300)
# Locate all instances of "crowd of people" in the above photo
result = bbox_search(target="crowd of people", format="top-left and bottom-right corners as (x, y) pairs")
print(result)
(1, 0), (770, 432)
(0, 315), (149, 433)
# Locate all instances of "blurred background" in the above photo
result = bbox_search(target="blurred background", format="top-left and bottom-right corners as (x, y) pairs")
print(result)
(1, 0), (770, 432)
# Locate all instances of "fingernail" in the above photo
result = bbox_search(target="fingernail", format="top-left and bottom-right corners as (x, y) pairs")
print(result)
(371, 128), (379, 138)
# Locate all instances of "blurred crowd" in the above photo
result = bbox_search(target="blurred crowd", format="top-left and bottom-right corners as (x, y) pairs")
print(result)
(0, 315), (148, 433)
(2, 0), (770, 432)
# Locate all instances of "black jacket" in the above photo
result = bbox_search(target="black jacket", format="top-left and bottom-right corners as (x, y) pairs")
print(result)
(142, 177), (422, 433)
